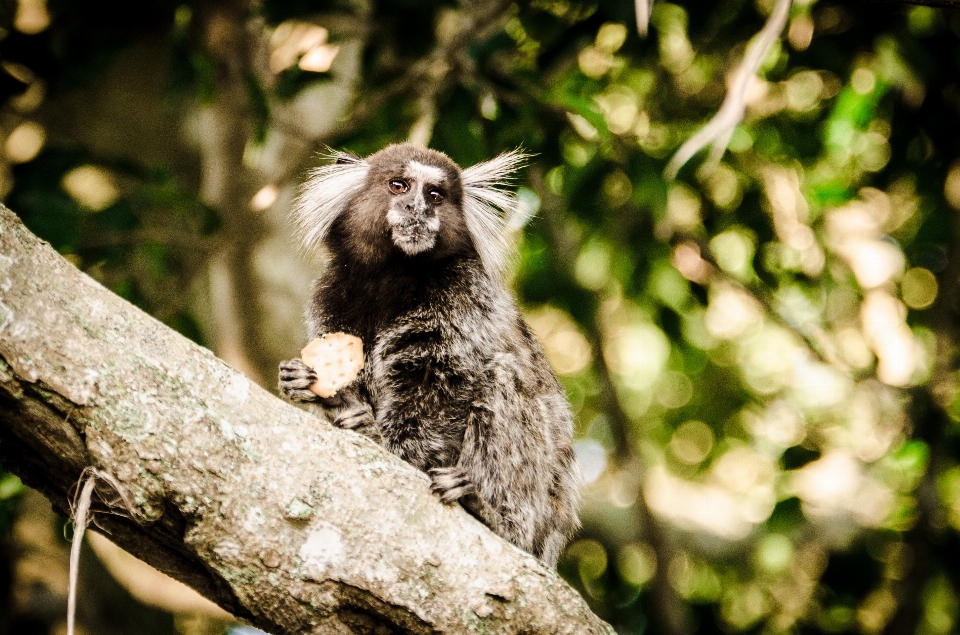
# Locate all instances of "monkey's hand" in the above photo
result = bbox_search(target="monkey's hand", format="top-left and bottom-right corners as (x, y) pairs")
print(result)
(278, 358), (321, 402)
(428, 467), (502, 534)
(428, 467), (476, 503)
(333, 401), (377, 438)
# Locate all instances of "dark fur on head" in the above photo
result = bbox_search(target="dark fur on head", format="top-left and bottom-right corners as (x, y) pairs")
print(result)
(330, 145), (471, 266)
(279, 143), (581, 566)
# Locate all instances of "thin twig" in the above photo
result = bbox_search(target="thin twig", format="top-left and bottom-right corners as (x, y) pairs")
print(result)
(664, 0), (793, 179)
(67, 467), (154, 635)
(636, 0), (654, 36)
(67, 476), (95, 635)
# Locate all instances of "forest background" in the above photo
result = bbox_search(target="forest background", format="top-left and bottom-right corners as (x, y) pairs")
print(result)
(1, 0), (959, 634)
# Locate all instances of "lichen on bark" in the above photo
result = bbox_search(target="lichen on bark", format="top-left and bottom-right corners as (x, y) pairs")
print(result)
(0, 205), (612, 634)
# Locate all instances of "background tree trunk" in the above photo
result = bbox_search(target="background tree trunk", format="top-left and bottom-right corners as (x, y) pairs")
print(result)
(0, 205), (611, 635)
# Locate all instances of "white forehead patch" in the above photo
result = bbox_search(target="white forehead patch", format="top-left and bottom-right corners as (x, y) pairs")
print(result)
(406, 161), (446, 185)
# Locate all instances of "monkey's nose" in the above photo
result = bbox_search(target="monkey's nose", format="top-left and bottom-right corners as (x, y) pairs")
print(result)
(405, 201), (429, 215)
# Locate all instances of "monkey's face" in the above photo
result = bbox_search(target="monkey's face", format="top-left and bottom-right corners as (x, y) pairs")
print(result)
(384, 161), (455, 256)
(320, 145), (474, 267)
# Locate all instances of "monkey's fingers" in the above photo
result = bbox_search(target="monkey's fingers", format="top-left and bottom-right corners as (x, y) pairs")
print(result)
(279, 359), (318, 383)
(279, 358), (321, 402)
(439, 486), (475, 504)
(333, 405), (374, 430)
(279, 374), (318, 390)
(428, 467), (476, 504)
(279, 387), (321, 402)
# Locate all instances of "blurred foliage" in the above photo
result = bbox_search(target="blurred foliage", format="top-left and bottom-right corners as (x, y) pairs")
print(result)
(2, 0), (960, 634)
(0, 472), (23, 536)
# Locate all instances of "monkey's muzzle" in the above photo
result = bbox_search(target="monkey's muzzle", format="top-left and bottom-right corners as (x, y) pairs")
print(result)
(387, 207), (440, 255)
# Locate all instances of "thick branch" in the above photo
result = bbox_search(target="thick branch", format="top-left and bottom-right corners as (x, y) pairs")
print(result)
(0, 205), (612, 635)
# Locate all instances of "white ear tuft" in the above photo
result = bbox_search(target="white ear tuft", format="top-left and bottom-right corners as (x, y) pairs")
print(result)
(293, 151), (370, 252)
(461, 149), (530, 278)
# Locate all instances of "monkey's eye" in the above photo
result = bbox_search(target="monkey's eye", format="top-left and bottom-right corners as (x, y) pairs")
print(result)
(427, 188), (445, 204)
(388, 180), (408, 194)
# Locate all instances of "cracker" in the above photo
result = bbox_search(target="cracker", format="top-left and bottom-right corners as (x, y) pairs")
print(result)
(300, 333), (364, 398)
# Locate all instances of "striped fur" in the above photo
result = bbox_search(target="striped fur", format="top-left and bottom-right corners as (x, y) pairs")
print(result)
(279, 144), (580, 566)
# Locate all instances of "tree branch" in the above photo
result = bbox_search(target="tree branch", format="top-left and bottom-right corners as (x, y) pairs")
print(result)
(0, 205), (612, 635)
(664, 0), (792, 179)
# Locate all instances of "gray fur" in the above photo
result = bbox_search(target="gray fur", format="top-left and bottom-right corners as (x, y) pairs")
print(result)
(279, 144), (580, 566)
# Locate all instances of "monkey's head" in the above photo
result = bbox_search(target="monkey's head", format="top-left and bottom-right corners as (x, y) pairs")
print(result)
(364, 144), (463, 258)
(294, 143), (527, 277)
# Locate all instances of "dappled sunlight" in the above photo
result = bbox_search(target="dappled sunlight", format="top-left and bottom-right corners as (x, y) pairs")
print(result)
(790, 450), (894, 531)
(742, 401), (806, 451)
(574, 439), (608, 485)
(14, 0), (49, 35)
(901, 267), (938, 309)
(826, 191), (906, 289)
(710, 228), (756, 280)
(62, 166), (120, 212)
(641, 443), (777, 540)
(525, 305), (593, 376)
(644, 465), (759, 541)
(269, 22), (340, 74)
(595, 85), (640, 135)
(578, 23), (628, 79)
(762, 167), (825, 276)
(704, 283), (762, 339)
(658, 182), (702, 239)
(249, 184), (279, 212)
(846, 382), (906, 462)
(738, 324), (802, 395)
(789, 356), (852, 411)
(602, 312), (671, 391)
(652, 4), (695, 74)
(669, 420), (714, 464)
(574, 238), (614, 291)
(672, 241), (711, 283)
(945, 161), (960, 209)
(549, 7), (953, 629)
(616, 542), (657, 587)
(860, 290), (923, 386)
(4, 121), (44, 164)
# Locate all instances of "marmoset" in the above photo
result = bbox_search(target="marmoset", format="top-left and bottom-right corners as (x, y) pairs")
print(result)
(278, 143), (580, 566)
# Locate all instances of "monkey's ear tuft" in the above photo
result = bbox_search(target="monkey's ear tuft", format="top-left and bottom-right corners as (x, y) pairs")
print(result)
(461, 149), (531, 278)
(293, 151), (370, 252)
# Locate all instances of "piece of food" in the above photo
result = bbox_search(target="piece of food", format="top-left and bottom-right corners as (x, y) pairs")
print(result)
(300, 333), (364, 398)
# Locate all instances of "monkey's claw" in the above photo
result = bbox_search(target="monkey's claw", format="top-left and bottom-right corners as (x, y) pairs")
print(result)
(428, 467), (476, 504)
(278, 358), (320, 402)
(333, 404), (375, 431)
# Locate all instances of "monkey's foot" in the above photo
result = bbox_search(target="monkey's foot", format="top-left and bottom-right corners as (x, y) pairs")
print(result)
(428, 467), (476, 504)
(333, 403), (376, 436)
(278, 358), (320, 402)
(428, 468), (502, 532)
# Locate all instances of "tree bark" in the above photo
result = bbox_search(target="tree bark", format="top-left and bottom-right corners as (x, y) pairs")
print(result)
(0, 205), (612, 635)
